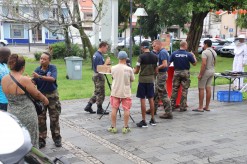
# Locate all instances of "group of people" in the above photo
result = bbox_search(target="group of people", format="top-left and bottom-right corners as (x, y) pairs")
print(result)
(0, 48), (62, 149)
(1, 35), (242, 147)
(85, 39), (219, 133)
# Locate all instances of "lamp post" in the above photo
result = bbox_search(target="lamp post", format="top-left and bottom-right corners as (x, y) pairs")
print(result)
(129, 0), (133, 66)
(24, 14), (31, 52)
(134, 8), (148, 55)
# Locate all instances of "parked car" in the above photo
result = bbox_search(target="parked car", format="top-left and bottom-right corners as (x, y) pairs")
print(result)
(219, 39), (247, 57)
(219, 42), (236, 57)
(117, 36), (151, 48)
(0, 39), (8, 47)
(118, 37), (125, 43)
(0, 111), (69, 164)
(211, 39), (232, 53)
(198, 38), (231, 54)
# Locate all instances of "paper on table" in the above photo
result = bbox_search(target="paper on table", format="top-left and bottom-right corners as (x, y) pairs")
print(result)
(98, 72), (112, 75)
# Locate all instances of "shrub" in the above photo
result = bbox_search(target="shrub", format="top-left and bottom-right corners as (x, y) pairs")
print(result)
(132, 45), (140, 56)
(172, 41), (180, 52)
(50, 42), (83, 59)
(34, 52), (42, 61)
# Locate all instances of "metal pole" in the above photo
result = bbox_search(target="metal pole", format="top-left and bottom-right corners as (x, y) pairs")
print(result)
(139, 18), (141, 55)
(28, 28), (30, 52)
(129, 0), (133, 67)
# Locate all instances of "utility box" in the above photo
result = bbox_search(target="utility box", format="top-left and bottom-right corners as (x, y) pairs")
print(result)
(64, 56), (83, 80)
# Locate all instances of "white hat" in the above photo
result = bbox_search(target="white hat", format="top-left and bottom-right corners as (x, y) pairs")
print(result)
(238, 34), (245, 39)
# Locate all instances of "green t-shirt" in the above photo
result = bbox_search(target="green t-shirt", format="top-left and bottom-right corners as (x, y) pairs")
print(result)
(136, 52), (158, 83)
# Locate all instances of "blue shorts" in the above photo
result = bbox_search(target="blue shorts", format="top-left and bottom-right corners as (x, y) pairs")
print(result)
(136, 83), (154, 99)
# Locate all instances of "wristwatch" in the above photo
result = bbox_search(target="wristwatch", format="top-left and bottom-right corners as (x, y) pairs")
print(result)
(39, 75), (43, 79)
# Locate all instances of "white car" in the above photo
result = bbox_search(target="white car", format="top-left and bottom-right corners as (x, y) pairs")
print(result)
(219, 42), (235, 57)
(0, 39), (8, 47)
(117, 36), (151, 48)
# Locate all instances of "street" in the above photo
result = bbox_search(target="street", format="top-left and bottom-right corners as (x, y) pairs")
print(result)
(41, 86), (247, 164)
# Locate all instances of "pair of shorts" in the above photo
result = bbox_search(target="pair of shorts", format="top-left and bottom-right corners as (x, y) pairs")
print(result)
(136, 83), (154, 99)
(198, 71), (214, 88)
(110, 96), (132, 111)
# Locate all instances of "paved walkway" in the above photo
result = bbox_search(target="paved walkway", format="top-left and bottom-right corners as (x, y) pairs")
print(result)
(40, 86), (247, 164)
(7, 45), (47, 58)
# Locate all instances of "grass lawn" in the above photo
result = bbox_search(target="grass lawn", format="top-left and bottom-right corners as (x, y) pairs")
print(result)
(24, 55), (244, 100)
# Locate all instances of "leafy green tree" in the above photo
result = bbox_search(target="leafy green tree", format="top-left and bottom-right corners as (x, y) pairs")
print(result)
(118, 0), (161, 40)
(145, 0), (247, 53)
(237, 14), (247, 29)
(119, 0), (247, 53)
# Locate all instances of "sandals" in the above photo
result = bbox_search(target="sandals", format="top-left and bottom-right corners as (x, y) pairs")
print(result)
(192, 109), (204, 112)
(203, 108), (210, 111)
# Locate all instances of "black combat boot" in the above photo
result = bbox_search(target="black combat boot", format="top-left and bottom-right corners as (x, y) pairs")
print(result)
(54, 137), (62, 147)
(97, 104), (109, 115)
(39, 138), (46, 149)
(84, 103), (96, 114)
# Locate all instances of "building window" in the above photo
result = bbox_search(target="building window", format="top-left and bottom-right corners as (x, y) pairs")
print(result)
(83, 27), (93, 31)
(84, 13), (92, 20)
(48, 26), (63, 39)
(52, 8), (58, 19)
(10, 24), (24, 38)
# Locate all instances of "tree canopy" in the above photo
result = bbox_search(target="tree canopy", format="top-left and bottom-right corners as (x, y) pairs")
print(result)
(119, 0), (247, 53)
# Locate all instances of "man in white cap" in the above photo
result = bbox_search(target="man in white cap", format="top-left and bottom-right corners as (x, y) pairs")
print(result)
(232, 34), (247, 89)
(108, 51), (135, 134)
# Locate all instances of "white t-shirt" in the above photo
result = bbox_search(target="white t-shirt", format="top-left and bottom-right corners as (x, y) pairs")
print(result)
(111, 64), (135, 98)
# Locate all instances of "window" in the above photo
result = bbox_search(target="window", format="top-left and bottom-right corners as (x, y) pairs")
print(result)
(52, 8), (58, 19)
(84, 13), (92, 20)
(12, 6), (19, 14)
(83, 27), (92, 31)
(10, 24), (24, 38)
(48, 26), (63, 39)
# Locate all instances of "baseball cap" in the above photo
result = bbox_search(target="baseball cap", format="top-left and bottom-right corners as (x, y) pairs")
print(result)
(141, 41), (149, 48)
(118, 51), (128, 59)
(238, 34), (245, 39)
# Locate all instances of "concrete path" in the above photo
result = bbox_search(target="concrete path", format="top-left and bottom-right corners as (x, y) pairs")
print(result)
(40, 86), (247, 164)
(7, 45), (47, 58)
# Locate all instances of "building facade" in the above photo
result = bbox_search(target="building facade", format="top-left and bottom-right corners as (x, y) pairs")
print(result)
(0, 1), (65, 44)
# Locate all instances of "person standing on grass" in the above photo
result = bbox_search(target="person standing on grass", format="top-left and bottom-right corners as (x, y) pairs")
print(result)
(193, 39), (217, 112)
(108, 51), (135, 134)
(84, 41), (111, 115)
(134, 41), (158, 127)
(32, 52), (62, 148)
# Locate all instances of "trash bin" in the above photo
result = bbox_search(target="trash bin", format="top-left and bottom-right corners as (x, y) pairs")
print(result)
(167, 65), (182, 107)
(64, 56), (83, 80)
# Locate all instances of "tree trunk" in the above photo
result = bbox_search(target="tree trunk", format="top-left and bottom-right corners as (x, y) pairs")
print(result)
(186, 11), (208, 54)
(82, 38), (87, 59)
(64, 25), (72, 57)
(73, 0), (94, 60)
(77, 27), (94, 61)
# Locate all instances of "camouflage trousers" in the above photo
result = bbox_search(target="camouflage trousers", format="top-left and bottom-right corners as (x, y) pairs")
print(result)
(89, 73), (105, 105)
(39, 90), (62, 142)
(154, 72), (172, 113)
(171, 70), (190, 110)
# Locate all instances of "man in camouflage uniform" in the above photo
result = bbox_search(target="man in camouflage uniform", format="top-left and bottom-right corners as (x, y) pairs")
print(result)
(84, 41), (111, 114)
(170, 41), (197, 112)
(149, 40), (173, 119)
(32, 52), (62, 149)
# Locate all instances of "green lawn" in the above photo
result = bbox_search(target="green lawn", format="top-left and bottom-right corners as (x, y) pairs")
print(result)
(24, 55), (241, 100)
